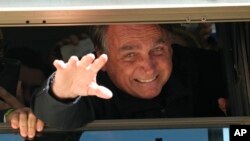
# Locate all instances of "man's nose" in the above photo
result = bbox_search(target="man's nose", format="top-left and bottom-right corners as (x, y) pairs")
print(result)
(139, 56), (155, 74)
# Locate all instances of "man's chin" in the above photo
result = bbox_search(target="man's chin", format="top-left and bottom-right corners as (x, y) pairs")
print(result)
(136, 91), (160, 99)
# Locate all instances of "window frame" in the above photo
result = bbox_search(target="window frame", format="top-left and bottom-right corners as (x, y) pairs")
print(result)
(0, 1), (250, 139)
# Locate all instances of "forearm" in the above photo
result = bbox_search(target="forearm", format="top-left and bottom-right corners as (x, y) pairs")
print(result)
(31, 75), (95, 129)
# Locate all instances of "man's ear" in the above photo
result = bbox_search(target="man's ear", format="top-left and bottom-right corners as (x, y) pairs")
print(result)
(170, 44), (173, 56)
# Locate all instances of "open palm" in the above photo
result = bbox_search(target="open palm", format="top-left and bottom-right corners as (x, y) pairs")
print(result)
(52, 53), (113, 99)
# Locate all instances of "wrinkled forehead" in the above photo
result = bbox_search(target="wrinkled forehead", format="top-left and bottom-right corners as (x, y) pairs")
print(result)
(106, 24), (164, 36)
(105, 24), (167, 45)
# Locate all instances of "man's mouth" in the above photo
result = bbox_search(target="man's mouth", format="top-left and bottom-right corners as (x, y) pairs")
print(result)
(135, 75), (158, 83)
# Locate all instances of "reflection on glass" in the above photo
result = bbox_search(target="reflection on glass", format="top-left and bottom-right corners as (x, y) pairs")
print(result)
(80, 128), (210, 141)
(0, 127), (228, 141)
(0, 133), (23, 141)
(223, 128), (229, 141)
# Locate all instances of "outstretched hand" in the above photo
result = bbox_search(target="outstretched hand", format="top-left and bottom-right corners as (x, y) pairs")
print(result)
(52, 53), (113, 99)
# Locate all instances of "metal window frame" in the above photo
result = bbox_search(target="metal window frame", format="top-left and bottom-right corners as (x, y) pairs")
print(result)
(0, 3), (250, 26)
(1, 117), (250, 133)
(0, 1), (250, 138)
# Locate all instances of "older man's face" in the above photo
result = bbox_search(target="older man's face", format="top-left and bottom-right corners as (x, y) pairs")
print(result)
(104, 25), (173, 99)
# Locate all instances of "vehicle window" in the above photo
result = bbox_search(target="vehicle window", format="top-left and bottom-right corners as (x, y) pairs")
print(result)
(1, 22), (249, 115)
(0, 22), (249, 141)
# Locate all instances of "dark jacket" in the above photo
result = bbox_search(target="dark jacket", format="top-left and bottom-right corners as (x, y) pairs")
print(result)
(31, 44), (226, 129)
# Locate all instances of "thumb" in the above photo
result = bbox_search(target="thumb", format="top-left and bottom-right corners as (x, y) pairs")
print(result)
(96, 86), (113, 99)
(87, 83), (113, 99)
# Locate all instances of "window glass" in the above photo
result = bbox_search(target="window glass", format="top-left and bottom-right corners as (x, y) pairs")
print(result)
(0, 14), (249, 141)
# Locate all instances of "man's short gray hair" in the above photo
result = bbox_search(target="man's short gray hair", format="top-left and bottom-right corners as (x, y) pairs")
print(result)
(88, 24), (173, 54)
(88, 25), (109, 54)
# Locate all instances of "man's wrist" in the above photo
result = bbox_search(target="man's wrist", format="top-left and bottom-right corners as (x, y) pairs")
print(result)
(48, 73), (76, 103)
(48, 73), (61, 100)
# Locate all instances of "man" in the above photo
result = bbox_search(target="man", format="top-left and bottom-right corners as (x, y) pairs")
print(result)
(2, 24), (225, 140)
(31, 24), (226, 132)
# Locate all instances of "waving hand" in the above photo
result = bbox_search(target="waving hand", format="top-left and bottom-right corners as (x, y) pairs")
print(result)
(52, 53), (113, 99)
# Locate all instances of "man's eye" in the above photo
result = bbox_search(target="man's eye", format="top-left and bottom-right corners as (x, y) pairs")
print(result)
(152, 47), (164, 54)
(126, 53), (136, 58)
(123, 53), (137, 61)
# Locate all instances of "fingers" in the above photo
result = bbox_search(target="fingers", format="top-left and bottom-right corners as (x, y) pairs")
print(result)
(27, 112), (37, 138)
(36, 119), (45, 132)
(96, 85), (113, 99)
(53, 53), (106, 73)
(54, 54), (95, 70)
(78, 53), (95, 69)
(90, 54), (108, 73)
(53, 60), (66, 70)
(7, 108), (45, 139)
(87, 83), (113, 99)
(19, 110), (28, 137)
(52, 54), (110, 99)
(9, 111), (19, 129)
(67, 56), (79, 69)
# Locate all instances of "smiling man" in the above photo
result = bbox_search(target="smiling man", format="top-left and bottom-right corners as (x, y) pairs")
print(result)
(103, 25), (173, 99)
(32, 24), (204, 129)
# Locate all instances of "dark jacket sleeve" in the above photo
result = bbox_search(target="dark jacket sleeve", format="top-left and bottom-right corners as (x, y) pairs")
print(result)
(31, 74), (95, 129)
